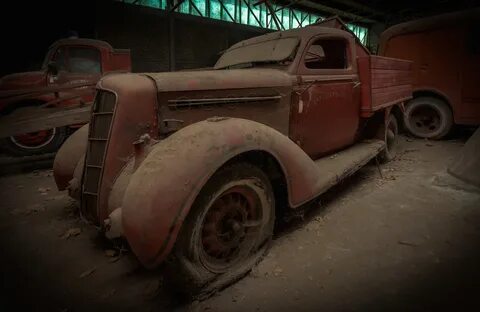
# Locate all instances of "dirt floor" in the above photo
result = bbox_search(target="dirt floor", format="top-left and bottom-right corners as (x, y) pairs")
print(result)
(1, 135), (479, 312)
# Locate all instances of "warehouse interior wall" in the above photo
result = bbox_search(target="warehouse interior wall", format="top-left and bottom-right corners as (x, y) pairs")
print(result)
(95, 1), (270, 72)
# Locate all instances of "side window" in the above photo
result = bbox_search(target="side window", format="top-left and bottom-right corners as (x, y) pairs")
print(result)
(53, 47), (67, 71)
(304, 38), (348, 69)
(68, 47), (102, 74)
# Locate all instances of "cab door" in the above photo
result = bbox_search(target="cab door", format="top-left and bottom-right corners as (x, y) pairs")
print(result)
(290, 35), (361, 159)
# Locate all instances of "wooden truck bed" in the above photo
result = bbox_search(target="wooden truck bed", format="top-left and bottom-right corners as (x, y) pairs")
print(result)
(358, 55), (413, 117)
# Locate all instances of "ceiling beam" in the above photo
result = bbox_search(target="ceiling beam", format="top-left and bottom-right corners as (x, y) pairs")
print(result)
(295, 0), (378, 23)
(327, 0), (386, 17)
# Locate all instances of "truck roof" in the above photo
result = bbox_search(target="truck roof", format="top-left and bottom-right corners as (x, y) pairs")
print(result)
(49, 38), (114, 51)
(380, 8), (480, 47)
(228, 25), (353, 50)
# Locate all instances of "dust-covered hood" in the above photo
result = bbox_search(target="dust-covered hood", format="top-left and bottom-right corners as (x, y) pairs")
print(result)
(143, 68), (294, 93)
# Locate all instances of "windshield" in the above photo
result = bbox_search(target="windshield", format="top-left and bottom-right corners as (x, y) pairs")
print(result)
(214, 37), (300, 69)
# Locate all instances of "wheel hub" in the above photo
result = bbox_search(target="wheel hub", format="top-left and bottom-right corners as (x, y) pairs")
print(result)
(410, 106), (441, 134)
(200, 186), (261, 271)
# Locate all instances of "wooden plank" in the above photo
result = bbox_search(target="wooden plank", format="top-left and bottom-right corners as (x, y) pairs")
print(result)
(357, 55), (413, 112)
(0, 106), (91, 138)
(0, 82), (96, 99)
(371, 70), (412, 89)
(370, 56), (413, 70)
(372, 84), (412, 107)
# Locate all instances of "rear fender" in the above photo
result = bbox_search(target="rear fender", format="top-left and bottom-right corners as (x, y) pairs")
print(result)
(121, 117), (320, 267)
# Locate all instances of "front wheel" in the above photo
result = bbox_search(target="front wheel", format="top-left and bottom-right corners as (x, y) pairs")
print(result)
(377, 114), (399, 163)
(166, 162), (275, 299)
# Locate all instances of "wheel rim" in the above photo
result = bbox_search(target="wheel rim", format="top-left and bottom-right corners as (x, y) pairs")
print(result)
(200, 184), (263, 273)
(409, 105), (441, 136)
(9, 128), (56, 150)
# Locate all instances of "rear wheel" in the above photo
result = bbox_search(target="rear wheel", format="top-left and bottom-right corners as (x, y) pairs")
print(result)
(166, 163), (275, 299)
(404, 97), (453, 139)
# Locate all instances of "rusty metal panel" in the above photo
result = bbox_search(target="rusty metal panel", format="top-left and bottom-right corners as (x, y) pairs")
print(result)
(159, 87), (292, 136)
(289, 78), (360, 158)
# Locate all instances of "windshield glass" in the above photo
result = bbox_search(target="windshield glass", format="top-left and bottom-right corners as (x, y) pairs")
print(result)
(214, 37), (300, 69)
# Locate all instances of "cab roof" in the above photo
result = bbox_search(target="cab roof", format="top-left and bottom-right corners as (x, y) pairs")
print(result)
(227, 26), (353, 50)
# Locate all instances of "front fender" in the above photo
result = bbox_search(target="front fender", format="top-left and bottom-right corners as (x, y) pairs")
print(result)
(121, 117), (320, 268)
(53, 124), (89, 190)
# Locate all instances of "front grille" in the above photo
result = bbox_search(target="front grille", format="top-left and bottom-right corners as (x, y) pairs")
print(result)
(81, 90), (116, 221)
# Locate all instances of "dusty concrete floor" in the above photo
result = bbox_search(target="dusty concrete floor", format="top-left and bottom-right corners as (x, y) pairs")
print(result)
(1, 136), (479, 312)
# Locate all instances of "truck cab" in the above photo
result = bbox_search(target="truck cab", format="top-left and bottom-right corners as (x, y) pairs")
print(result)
(54, 24), (412, 298)
(0, 38), (131, 156)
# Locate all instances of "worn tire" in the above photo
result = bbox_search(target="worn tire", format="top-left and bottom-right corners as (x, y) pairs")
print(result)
(1, 126), (68, 157)
(165, 162), (275, 300)
(404, 97), (453, 139)
(377, 114), (399, 163)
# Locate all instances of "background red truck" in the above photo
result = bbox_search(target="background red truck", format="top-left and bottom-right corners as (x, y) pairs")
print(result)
(54, 21), (413, 297)
(0, 38), (131, 156)
(379, 9), (480, 139)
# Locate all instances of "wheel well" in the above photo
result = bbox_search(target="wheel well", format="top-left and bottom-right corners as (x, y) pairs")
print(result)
(0, 99), (46, 116)
(391, 105), (403, 128)
(412, 90), (452, 112)
(222, 150), (289, 219)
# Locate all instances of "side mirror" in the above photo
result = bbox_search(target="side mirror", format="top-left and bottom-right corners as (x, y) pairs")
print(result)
(47, 61), (58, 76)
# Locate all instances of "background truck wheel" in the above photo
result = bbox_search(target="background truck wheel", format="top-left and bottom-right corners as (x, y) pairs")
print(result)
(1, 126), (68, 157)
(378, 114), (399, 163)
(404, 97), (453, 139)
(166, 162), (275, 299)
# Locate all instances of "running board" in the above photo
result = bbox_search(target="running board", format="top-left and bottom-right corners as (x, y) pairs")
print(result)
(313, 139), (385, 195)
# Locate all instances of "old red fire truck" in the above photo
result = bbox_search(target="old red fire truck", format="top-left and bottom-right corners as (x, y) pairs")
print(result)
(53, 24), (412, 297)
(0, 38), (131, 156)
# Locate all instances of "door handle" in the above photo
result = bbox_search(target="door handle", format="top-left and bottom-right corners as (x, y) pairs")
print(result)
(353, 81), (361, 88)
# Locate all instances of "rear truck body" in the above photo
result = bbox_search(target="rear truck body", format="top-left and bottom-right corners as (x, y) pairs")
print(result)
(379, 9), (480, 139)
(54, 23), (412, 297)
(0, 38), (131, 156)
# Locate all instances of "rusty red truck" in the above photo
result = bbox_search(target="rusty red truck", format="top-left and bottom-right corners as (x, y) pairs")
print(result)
(53, 24), (412, 297)
(0, 38), (131, 156)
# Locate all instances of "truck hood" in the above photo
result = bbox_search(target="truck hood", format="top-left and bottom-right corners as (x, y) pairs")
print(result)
(143, 68), (294, 92)
(0, 71), (47, 91)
